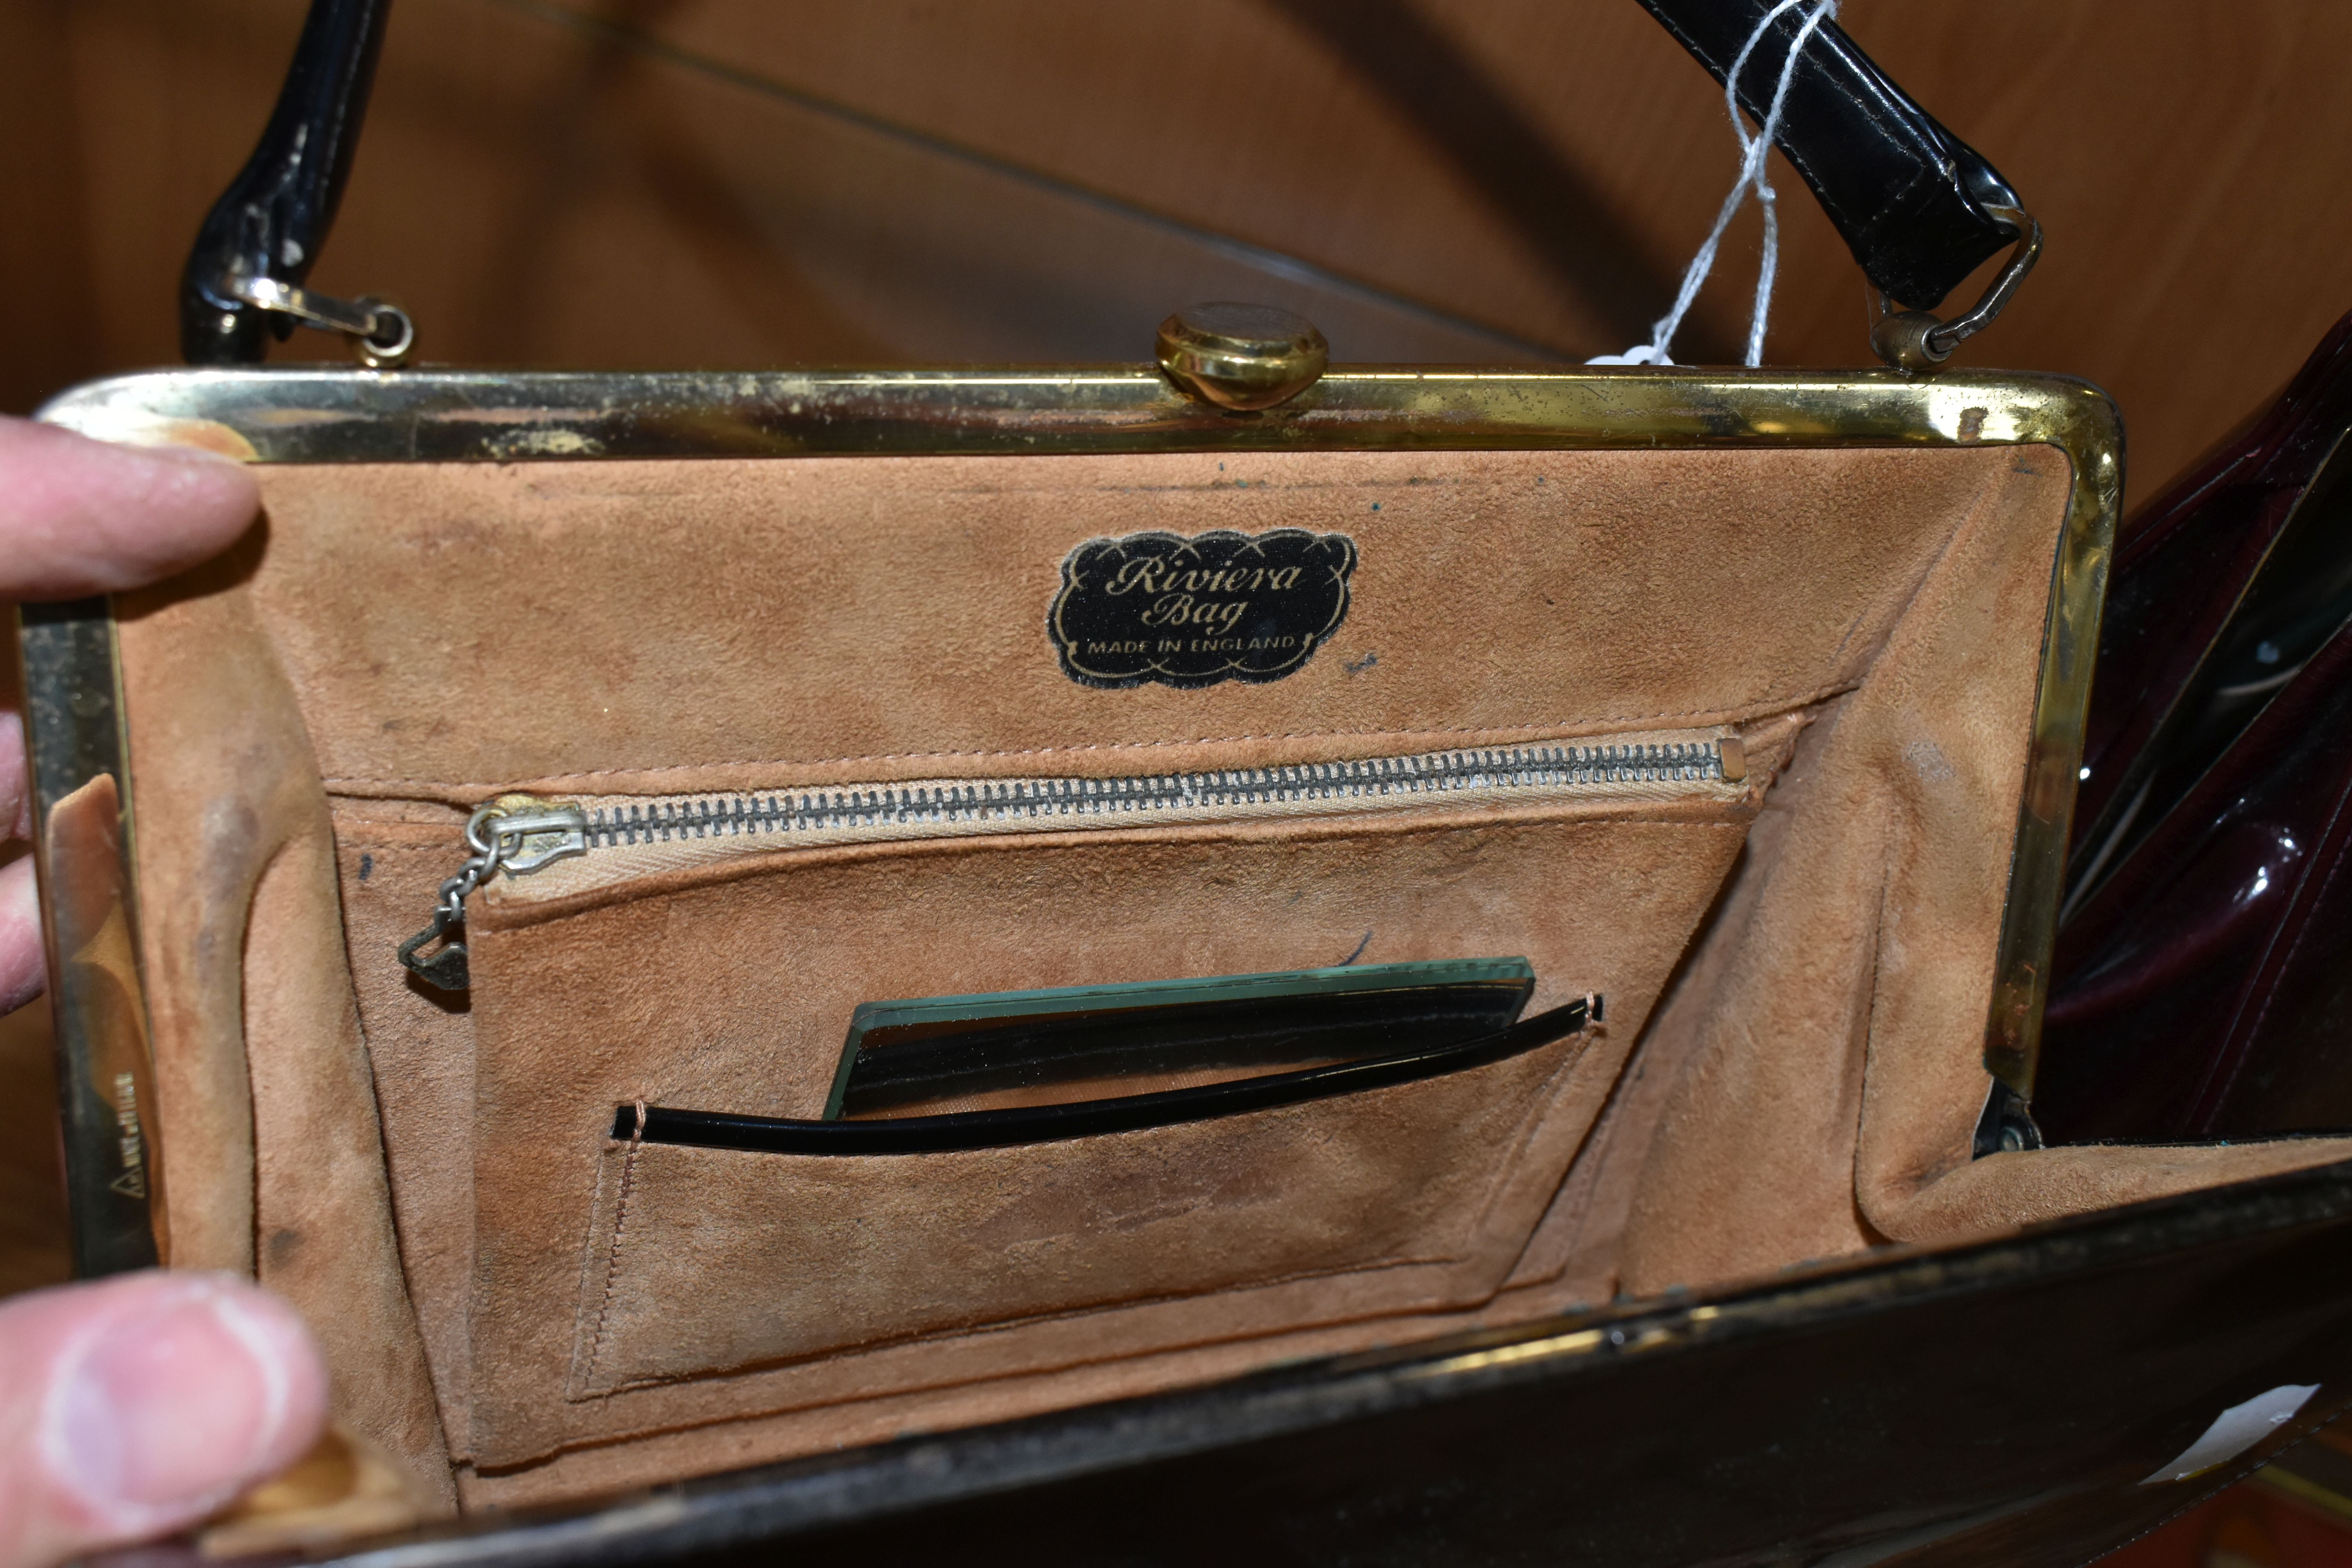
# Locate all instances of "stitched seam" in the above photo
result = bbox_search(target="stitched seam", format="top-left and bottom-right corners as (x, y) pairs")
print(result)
(581, 1103), (647, 1396)
(317, 686), (1854, 791)
(561, 1148), (619, 1399)
(1635, 5), (1917, 236)
(485, 815), (1755, 943)
(1460, 1033), (1598, 1239)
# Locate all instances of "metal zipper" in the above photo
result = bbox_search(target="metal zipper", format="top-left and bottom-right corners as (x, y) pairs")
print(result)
(397, 735), (1746, 990)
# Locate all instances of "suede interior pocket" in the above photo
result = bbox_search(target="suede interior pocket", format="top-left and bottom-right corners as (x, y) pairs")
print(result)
(459, 767), (1764, 1459)
(568, 1030), (1584, 1396)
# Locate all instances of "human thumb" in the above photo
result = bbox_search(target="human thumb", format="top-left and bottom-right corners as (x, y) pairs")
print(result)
(0, 1271), (329, 1568)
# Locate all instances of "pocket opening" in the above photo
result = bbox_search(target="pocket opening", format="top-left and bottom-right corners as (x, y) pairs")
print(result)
(616, 994), (1598, 1157)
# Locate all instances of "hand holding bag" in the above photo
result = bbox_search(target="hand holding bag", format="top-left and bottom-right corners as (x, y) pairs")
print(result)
(27, 4), (2352, 1562)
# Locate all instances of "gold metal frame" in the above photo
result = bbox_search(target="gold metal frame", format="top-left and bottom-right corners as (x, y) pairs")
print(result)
(16, 600), (166, 1275)
(23, 363), (2119, 1271)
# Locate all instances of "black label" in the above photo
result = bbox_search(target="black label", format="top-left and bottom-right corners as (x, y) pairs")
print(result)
(1049, 528), (1357, 689)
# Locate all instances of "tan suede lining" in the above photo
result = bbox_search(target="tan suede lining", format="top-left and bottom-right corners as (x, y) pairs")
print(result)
(462, 802), (1753, 1465)
(242, 446), (1975, 797)
(114, 551), (454, 1510)
(570, 1040), (1584, 1396)
(103, 443), (2352, 1509)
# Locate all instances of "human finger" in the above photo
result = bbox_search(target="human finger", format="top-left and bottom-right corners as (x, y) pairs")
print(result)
(0, 858), (40, 1016)
(0, 1271), (330, 1568)
(0, 419), (258, 602)
(1, 710), (36, 1012)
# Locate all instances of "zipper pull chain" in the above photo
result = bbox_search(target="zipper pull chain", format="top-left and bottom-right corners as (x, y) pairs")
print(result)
(397, 797), (588, 991)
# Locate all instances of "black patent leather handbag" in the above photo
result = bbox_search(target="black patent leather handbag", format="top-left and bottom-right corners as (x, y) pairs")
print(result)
(60, 4), (2352, 1565)
(2043, 314), (2352, 1144)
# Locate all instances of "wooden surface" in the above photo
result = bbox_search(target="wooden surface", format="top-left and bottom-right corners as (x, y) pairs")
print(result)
(0, 995), (67, 1297)
(2, 0), (2350, 498)
(4, 0), (2352, 1295)
(0, 49), (2348, 1568)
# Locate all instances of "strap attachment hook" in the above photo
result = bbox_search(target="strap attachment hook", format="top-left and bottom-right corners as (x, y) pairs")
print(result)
(1870, 204), (2042, 373)
(219, 272), (416, 368)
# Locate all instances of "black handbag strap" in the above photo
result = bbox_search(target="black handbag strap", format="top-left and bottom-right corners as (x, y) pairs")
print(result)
(180, 0), (2032, 365)
(1637, 0), (2022, 311)
(178, 0), (393, 366)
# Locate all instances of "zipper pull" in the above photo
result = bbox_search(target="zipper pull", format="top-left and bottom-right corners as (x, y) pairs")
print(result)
(397, 796), (587, 991)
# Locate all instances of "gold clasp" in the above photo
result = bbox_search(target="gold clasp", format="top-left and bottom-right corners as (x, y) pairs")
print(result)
(1156, 303), (1328, 412)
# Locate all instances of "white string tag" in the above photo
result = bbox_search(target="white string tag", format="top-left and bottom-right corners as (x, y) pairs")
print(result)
(1590, 0), (1839, 368)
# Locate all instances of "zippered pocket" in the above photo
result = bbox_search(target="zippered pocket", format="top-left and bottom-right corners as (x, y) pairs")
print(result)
(452, 722), (1769, 1448)
(401, 730), (1747, 987)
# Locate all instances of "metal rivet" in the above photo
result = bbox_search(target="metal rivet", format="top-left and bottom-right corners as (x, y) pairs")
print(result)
(1156, 302), (1328, 412)
(1870, 310), (1950, 374)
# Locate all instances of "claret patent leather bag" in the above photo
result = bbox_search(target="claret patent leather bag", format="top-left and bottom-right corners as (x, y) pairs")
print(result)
(27, 4), (2352, 1564)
